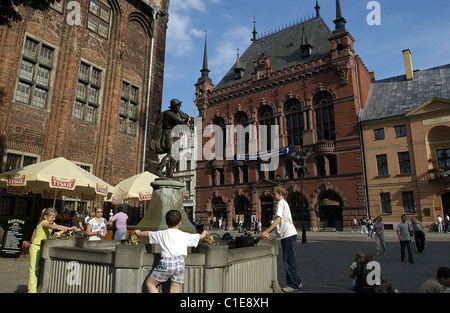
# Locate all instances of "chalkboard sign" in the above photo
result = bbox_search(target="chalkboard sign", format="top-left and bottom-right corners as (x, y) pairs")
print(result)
(1, 218), (25, 258)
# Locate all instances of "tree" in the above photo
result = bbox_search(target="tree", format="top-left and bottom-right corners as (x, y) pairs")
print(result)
(0, 0), (59, 27)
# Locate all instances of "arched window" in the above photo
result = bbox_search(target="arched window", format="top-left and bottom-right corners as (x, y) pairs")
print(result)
(258, 105), (275, 151)
(235, 111), (250, 156)
(285, 99), (304, 146)
(314, 92), (335, 141)
(213, 116), (227, 159)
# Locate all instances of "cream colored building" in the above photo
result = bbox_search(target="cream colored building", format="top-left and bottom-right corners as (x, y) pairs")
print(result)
(360, 50), (450, 230)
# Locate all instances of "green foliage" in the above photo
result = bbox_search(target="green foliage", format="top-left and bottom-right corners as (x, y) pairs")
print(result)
(0, 0), (60, 26)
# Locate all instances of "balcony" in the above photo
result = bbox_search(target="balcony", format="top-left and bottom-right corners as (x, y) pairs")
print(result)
(428, 168), (450, 182)
(314, 140), (335, 155)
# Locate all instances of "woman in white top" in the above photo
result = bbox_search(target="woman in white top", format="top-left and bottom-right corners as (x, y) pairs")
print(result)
(260, 186), (301, 293)
(85, 206), (107, 240)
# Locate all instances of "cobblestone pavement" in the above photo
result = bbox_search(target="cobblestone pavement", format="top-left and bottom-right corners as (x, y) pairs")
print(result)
(1, 230), (449, 293)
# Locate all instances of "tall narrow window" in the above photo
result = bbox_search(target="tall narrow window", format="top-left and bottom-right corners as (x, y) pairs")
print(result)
(380, 193), (392, 214)
(314, 92), (335, 141)
(15, 37), (54, 108)
(398, 152), (411, 174)
(74, 62), (102, 123)
(285, 99), (304, 147)
(402, 191), (415, 213)
(376, 154), (389, 176)
(119, 82), (139, 135)
(258, 105), (275, 151)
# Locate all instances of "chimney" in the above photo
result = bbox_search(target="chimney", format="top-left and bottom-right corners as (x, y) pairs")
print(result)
(402, 49), (414, 80)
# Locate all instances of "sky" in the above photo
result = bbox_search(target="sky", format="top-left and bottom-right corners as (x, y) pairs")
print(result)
(160, 0), (450, 116)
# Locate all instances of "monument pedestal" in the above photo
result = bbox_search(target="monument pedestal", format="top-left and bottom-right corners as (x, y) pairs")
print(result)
(136, 178), (195, 233)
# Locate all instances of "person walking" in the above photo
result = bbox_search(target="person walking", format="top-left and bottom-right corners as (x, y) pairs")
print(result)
(374, 216), (386, 256)
(411, 217), (426, 253)
(352, 217), (358, 232)
(107, 206), (128, 240)
(260, 186), (301, 293)
(396, 214), (414, 263)
(360, 216), (367, 235)
(437, 215), (443, 233)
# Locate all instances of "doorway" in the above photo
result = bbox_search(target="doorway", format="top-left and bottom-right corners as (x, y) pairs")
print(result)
(260, 196), (274, 227)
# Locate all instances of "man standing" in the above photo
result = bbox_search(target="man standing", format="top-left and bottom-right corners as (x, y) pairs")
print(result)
(261, 186), (301, 293)
(107, 207), (128, 240)
(411, 217), (426, 253)
(71, 211), (84, 237)
(396, 214), (414, 263)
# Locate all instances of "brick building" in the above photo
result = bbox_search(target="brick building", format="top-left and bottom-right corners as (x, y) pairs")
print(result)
(361, 50), (450, 230)
(194, 0), (374, 231)
(0, 0), (169, 237)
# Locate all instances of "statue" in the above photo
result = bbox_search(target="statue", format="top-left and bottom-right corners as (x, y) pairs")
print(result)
(150, 98), (190, 178)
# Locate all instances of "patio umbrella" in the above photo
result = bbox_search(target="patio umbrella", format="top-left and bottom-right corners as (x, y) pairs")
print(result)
(110, 171), (158, 204)
(0, 157), (113, 206)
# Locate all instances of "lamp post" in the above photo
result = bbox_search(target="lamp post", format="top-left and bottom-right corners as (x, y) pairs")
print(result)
(290, 147), (313, 244)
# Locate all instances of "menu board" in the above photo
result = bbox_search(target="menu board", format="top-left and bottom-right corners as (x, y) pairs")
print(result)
(1, 218), (25, 258)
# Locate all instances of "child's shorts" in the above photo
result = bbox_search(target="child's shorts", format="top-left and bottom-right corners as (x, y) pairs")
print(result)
(150, 256), (185, 284)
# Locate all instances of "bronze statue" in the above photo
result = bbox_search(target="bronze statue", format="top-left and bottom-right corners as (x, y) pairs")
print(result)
(150, 99), (190, 178)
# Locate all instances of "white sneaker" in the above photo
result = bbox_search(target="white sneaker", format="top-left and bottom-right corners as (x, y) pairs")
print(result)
(282, 286), (300, 293)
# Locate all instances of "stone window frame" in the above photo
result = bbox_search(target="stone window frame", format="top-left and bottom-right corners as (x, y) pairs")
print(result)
(2, 149), (40, 172)
(74, 60), (103, 124)
(119, 81), (140, 136)
(14, 35), (58, 111)
(314, 92), (336, 142)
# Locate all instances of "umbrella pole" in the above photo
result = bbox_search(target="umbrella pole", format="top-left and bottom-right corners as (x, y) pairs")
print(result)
(53, 190), (57, 208)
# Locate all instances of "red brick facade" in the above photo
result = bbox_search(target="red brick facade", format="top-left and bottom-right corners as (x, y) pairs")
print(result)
(194, 4), (374, 231)
(0, 0), (168, 234)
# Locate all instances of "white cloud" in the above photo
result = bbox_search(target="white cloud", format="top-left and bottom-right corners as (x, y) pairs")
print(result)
(210, 26), (252, 79)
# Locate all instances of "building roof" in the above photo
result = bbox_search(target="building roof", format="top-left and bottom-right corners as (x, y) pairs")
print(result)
(361, 64), (450, 122)
(214, 16), (332, 91)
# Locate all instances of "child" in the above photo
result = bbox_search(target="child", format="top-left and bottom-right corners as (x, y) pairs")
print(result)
(28, 208), (76, 293)
(134, 210), (208, 293)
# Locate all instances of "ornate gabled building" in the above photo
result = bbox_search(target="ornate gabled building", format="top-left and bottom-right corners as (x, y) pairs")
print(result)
(0, 0), (169, 236)
(194, 0), (374, 231)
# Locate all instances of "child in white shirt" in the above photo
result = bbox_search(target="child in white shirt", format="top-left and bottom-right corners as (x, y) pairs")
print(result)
(135, 210), (208, 293)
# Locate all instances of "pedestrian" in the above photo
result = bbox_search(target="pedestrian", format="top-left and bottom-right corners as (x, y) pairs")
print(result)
(85, 206), (107, 241)
(374, 216), (386, 256)
(444, 214), (450, 233)
(437, 215), (443, 233)
(367, 217), (374, 239)
(419, 267), (450, 293)
(352, 217), (358, 232)
(238, 219), (243, 233)
(71, 211), (84, 237)
(353, 255), (398, 293)
(258, 220), (262, 233)
(396, 214), (414, 263)
(260, 186), (301, 293)
(28, 208), (76, 293)
(134, 210), (208, 293)
(360, 216), (367, 235)
(411, 217), (426, 253)
(349, 251), (365, 291)
(107, 206), (128, 240)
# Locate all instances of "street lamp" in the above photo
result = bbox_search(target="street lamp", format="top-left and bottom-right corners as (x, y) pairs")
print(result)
(290, 147), (313, 243)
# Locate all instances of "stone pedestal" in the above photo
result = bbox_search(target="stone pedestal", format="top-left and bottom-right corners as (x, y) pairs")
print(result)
(136, 178), (195, 233)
